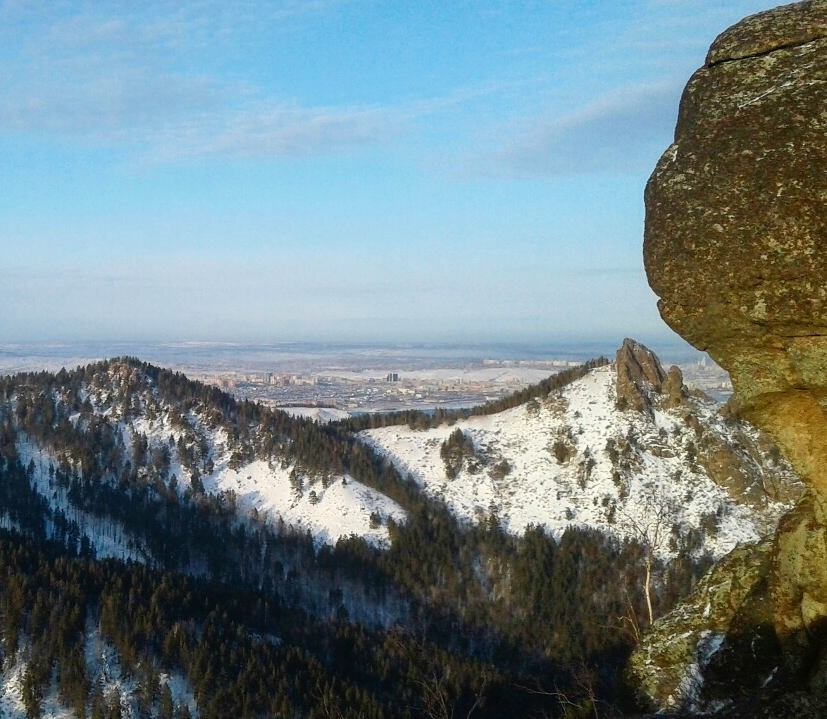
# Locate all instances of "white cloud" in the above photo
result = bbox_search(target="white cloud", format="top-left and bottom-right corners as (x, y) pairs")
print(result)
(144, 102), (411, 162)
(0, 0), (410, 161)
(463, 82), (682, 178)
(0, 0), (511, 163)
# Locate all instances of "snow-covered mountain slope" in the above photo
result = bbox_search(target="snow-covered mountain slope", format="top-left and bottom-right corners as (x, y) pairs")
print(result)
(361, 351), (801, 560)
(17, 438), (151, 563)
(16, 433), (404, 557)
(118, 385), (405, 549)
(1, 360), (405, 556)
(2, 347), (799, 567)
(199, 459), (404, 548)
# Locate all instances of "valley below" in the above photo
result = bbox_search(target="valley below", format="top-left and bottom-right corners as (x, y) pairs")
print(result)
(0, 339), (798, 718)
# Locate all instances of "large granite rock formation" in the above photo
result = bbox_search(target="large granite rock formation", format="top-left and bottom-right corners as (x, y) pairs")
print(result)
(630, 1), (827, 713)
(643, 0), (827, 494)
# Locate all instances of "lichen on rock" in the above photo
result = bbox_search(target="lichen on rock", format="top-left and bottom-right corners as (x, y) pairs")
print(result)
(643, 0), (827, 495)
(626, 538), (775, 712)
(631, 0), (827, 712)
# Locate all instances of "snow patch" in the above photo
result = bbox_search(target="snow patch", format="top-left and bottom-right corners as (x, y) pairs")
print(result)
(278, 406), (351, 423)
(16, 439), (150, 563)
(362, 365), (794, 560)
(203, 459), (406, 548)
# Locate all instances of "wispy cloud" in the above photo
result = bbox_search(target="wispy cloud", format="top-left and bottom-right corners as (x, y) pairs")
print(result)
(145, 102), (410, 162)
(0, 70), (221, 136)
(143, 81), (502, 162)
(0, 0), (417, 162)
(0, 0), (512, 164)
(461, 82), (681, 178)
(0, 64), (409, 160)
(0, 72), (467, 162)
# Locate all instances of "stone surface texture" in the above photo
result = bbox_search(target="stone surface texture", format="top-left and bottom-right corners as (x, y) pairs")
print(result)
(633, 1), (827, 712)
(615, 337), (686, 413)
(644, 0), (827, 495)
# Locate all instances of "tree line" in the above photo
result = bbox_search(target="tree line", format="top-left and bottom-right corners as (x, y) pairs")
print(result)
(0, 357), (711, 717)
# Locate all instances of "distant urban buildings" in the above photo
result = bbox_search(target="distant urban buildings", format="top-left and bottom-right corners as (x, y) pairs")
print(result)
(189, 356), (733, 414)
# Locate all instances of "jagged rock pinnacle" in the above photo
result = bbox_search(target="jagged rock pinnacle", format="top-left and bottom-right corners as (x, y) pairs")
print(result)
(615, 338), (686, 414)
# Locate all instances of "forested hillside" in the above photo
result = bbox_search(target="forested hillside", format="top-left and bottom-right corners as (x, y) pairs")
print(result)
(0, 356), (797, 717)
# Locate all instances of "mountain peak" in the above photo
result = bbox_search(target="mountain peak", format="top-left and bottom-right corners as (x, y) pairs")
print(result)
(615, 338), (687, 414)
(364, 357), (800, 562)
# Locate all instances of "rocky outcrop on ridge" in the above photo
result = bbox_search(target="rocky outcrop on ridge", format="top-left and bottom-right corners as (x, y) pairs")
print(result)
(630, 1), (827, 714)
(615, 337), (686, 414)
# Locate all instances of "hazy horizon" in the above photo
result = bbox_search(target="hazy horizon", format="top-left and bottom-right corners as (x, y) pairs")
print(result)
(0, 335), (709, 378)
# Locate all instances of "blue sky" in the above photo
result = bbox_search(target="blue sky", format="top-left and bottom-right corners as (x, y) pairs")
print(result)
(0, 0), (776, 345)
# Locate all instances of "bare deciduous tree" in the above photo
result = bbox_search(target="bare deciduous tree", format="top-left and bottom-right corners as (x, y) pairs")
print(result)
(620, 486), (678, 625)
(388, 633), (488, 719)
(515, 663), (605, 719)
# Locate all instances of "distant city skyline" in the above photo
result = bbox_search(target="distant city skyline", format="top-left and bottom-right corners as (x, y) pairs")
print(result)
(1, 0), (776, 344)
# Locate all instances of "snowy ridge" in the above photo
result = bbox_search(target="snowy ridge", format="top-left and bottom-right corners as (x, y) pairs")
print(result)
(279, 406), (352, 424)
(9, 367), (406, 552)
(123, 401), (406, 548)
(362, 364), (799, 560)
(2, 357), (797, 564)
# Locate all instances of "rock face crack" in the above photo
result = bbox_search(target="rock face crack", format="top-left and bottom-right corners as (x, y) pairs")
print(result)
(708, 33), (827, 67)
(706, 0), (827, 65)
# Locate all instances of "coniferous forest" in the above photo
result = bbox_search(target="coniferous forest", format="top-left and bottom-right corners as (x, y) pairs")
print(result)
(0, 358), (712, 717)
